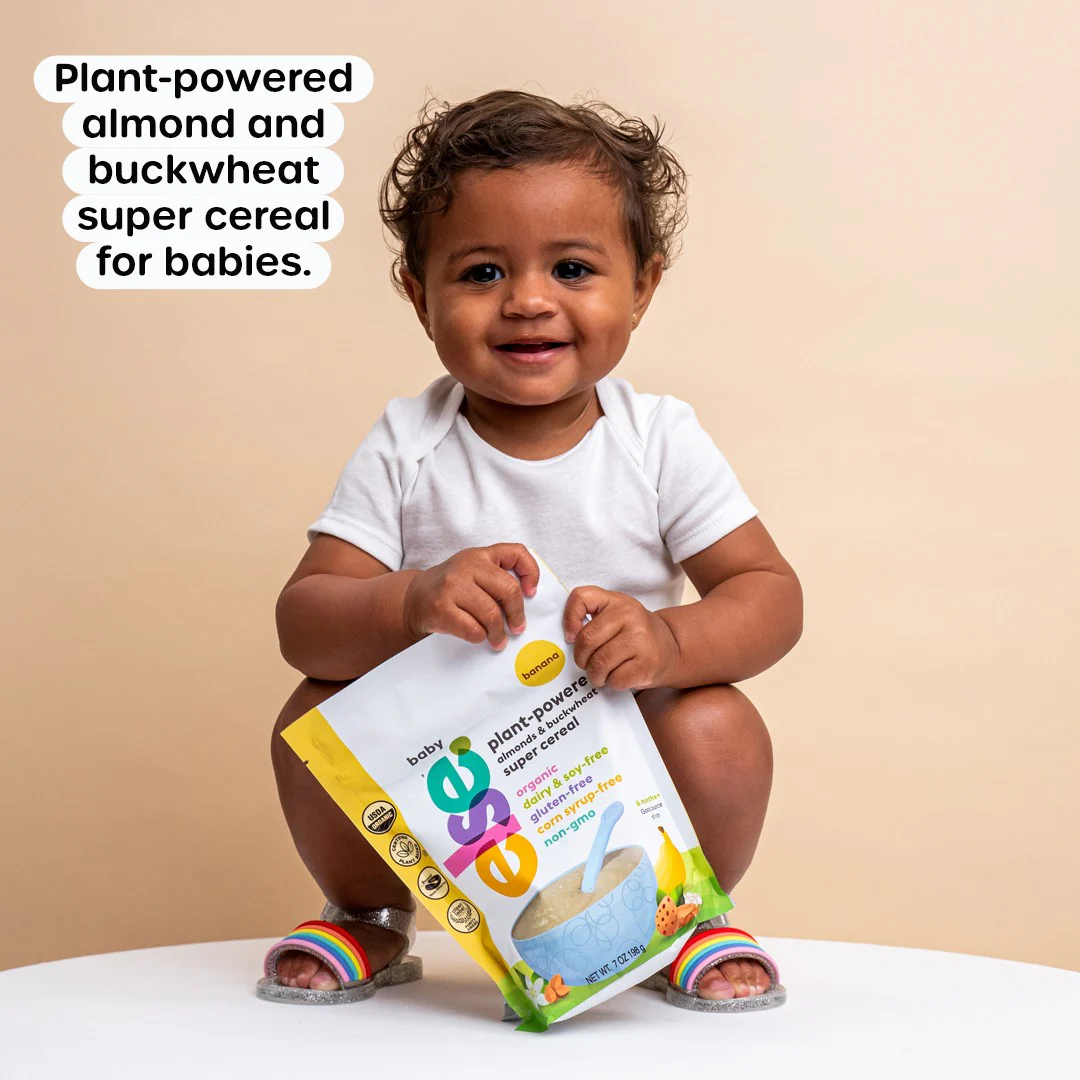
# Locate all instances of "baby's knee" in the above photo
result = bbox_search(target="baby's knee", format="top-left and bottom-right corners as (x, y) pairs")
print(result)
(270, 676), (355, 754)
(679, 684), (773, 776)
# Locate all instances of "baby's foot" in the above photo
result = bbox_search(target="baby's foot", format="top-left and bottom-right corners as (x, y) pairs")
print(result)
(696, 957), (771, 1000)
(273, 919), (403, 990)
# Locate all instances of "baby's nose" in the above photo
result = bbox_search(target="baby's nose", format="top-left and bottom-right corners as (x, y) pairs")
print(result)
(500, 273), (558, 318)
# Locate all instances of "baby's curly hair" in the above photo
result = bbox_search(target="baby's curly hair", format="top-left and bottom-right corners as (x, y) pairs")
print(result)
(379, 89), (688, 296)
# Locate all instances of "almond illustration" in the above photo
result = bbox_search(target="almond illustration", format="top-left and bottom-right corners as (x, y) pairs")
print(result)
(675, 902), (699, 929)
(543, 973), (569, 1003)
(655, 895), (678, 936)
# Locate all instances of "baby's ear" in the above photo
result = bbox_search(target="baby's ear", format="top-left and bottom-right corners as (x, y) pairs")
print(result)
(633, 252), (664, 314)
(400, 269), (433, 339)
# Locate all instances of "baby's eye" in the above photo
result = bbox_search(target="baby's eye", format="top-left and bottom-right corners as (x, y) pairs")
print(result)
(554, 260), (592, 281)
(462, 263), (503, 284)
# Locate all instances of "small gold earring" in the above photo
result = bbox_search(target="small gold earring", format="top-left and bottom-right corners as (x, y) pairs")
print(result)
(631, 313), (638, 326)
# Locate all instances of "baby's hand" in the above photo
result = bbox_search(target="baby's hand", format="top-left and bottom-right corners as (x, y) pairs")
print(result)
(403, 544), (540, 651)
(563, 587), (680, 691)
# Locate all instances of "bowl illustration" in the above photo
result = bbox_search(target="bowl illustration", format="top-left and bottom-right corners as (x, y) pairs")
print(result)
(510, 845), (658, 986)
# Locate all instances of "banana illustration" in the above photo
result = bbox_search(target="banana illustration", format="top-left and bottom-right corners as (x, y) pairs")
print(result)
(655, 826), (685, 896)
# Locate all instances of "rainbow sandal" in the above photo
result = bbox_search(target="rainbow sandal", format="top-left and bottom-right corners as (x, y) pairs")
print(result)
(640, 916), (786, 1012)
(255, 901), (422, 1005)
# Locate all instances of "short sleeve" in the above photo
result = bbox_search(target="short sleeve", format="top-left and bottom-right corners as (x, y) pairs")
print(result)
(645, 396), (758, 563)
(306, 408), (407, 571)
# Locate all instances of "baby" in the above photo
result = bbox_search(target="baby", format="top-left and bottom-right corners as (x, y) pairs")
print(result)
(258, 90), (803, 1013)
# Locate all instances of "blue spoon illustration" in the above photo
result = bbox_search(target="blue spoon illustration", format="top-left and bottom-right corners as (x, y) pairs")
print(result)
(580, 800), (625, 894)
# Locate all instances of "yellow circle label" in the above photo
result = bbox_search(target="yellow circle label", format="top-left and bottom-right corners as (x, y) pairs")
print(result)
(447, 899), (480, 934)
(417, 866), (449, 900)
(362, 800), (396, 835)
(389, 834), (422, 867)
(514, 639), (566, 686)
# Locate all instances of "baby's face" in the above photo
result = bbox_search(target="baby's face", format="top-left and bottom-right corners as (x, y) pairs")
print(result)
(402, 161), (662, 408)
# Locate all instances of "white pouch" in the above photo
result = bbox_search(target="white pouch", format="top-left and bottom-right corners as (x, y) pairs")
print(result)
(282, 551), (732, 1030)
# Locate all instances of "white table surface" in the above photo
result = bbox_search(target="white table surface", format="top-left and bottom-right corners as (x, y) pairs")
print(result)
(1, 931), (1077, 1077)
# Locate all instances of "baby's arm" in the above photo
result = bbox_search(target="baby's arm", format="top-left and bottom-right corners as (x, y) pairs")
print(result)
(655, 517), (802, 688)
(276, 536), (540, 681)
(276, 534), (423, 681)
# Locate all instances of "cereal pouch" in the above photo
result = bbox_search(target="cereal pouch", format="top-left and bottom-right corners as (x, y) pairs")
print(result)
(281, 551), (733, 1030)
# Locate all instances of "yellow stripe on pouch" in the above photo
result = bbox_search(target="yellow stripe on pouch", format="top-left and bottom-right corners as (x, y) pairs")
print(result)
(281, 707), (513, 988)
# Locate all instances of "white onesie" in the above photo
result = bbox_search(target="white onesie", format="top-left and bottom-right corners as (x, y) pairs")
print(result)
(308, 373), (758, 612)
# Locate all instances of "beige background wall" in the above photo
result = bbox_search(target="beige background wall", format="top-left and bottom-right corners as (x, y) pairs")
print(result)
(3, 1), (1078, 974)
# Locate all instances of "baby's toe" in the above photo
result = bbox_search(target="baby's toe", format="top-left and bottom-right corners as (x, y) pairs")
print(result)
(718, 959), (754, 997)
(309, 965), (339, 990)
(695, 967), (736, 1000)
(689, 958), (773, 1002)
(274, 951), (298, 985)
(732, 958), (770, 996)
(279, 952), (322, 988)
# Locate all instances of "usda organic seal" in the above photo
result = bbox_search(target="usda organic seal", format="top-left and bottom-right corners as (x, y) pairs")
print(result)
(362, 800), (396, 835)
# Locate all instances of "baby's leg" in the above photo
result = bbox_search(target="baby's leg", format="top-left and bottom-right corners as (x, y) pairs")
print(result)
(270, 677), (416, 989)
(634, 683), (774, 999)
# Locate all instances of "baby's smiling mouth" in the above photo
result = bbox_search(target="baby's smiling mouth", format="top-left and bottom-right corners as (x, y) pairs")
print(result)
(495, 339), (571, 353)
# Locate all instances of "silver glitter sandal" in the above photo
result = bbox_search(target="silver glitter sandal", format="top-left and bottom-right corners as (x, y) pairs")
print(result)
(639, 914), (787, 1012)
(500, 915), (785, 1020)
(255, 900), (422, 1005)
